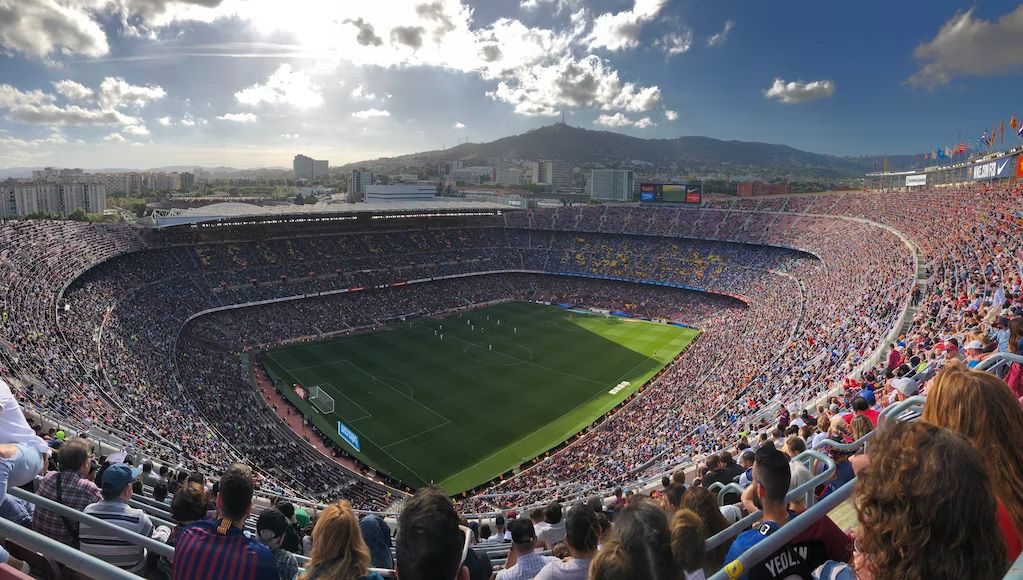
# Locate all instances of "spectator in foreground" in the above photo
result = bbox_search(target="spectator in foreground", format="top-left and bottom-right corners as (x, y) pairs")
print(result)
(257, 509), (299, 580)
(815, 421), (1006, 579)
(33, 437), (100, 547)
(395, 485), (470, 580)
(276, 501), (304, 555)
(172, 463), (276, 580)
(359, 513), (394, 570)
(921, 361), (1023, 560)
(589, 502), (678, 580)
(535, 504), (599, 580)
(80, 463), (170, 573)
(670, 508), (709, 580)
(726, 445), (851, 579)
(497, 518), (557, 580)
(155, 482), (209, 578)
(300, 500), (379, 580)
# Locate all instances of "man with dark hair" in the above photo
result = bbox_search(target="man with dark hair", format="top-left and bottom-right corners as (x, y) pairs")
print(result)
(274, 501), (303, 554)
(738, 449), (756, 487)
(725, 446), (851, 579)
(486, 514), (508, 543)
(152, 482), (168, 503)
(33, 437), (100, 547)
(537, 501), (564, 549)
(81, 463), (169, 572)
(141, 461), (161, 488)
(396, 485), (470, 580)
(172, 463), (276, 580)
(840, 395), (879, 427)
(535, 505), (598, 580)
(496, 518), (556, 580)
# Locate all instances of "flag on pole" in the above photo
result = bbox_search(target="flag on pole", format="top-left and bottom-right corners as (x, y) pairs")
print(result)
(1018, 122), (1023, 138)
(1011, 114), (1018, 131)
(1001, 120), (1005, 144)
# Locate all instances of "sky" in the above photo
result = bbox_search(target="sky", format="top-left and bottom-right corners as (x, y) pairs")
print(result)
(1, 0), (1023, 169)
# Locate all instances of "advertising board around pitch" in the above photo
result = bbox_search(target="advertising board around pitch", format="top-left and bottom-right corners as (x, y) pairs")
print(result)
(338, 420), (361, 452)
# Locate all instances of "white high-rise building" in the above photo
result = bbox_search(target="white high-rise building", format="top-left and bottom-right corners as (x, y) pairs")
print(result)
(349, 169), (373, 202)
(0, 179), (105, 218)
(589, 170), (635, 202)
(294, 154), (329, 179)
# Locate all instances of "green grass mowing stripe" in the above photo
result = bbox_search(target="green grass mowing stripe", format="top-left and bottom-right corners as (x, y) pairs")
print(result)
(263, 302), (698, 494)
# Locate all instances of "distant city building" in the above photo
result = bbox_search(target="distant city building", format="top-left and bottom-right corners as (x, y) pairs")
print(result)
(349, 169), (373, 202)
(448, 166), (494, 184)
(179, 172), (195, 193)
(444, 160), (464, 174)
(364, 184), (436, 202)
(495, 168), (523, 186)
(529, 160), (572, 191)
(387, 173), (419, 183)
(1, 178), (105, 218)
(293, 154), (329, 180)
(589, 169), (635, 202)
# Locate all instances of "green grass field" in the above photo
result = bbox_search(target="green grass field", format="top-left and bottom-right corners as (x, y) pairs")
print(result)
(262, 301), (698, 494)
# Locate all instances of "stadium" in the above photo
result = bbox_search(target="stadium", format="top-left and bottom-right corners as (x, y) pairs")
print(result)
(3, 156), (1023, 578)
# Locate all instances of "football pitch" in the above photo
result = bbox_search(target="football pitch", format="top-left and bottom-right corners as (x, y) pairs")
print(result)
(262, 301), (698, 494)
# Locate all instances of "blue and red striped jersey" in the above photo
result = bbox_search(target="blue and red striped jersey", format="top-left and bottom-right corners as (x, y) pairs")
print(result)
(172, 520), (277, 580)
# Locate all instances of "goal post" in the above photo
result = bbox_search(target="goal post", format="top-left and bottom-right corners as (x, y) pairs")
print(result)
(308, 386), (335, 414)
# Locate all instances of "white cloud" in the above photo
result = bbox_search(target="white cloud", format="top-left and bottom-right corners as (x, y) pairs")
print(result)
(707, 19), (734, 47)
(280, 133), (300, 139)
(9, 104), (138, 125)
(664, 109), (678, 121)
(122, 124), (150, 136)
(235, 64), (324, 108)
(0, 84), (54, 108)
(52, 80), (94, 100)
(0, 0), (109, 59)
(216, 112), (258, 122)
(180, 113), (205, 126)
(98, 77), (166, 109)
(908, 5), (1023, 88)
(103, 132), (127, 142)
(350, 84), (376, 100)
(657, 29), (693, 56)
(351, 108), (391, 119)
(763, 77), (835, 104)
(633, 116), (654, 128)
(453, 121), (466, 129)
(487, 55), (661, 116)
(157, 116), (172, 126)
(594, 113), (655, 128)
(585, 0), (667, 52)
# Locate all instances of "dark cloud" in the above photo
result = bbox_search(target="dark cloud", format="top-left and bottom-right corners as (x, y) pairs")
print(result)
(344, 17), (383, 47)
(390, 26), (425, 50)
(554, 61), (599, 106)
(416, 1), (456, 41)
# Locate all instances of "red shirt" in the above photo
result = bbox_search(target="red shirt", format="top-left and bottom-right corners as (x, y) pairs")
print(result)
(840, 409), (879, 428)
(997, 500), (1022, 561)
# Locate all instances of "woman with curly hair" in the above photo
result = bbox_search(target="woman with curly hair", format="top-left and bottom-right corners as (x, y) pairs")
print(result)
(815, 421), (1005, 579)
(922, 360), (1023, 560)
(300, 500), (381, 580)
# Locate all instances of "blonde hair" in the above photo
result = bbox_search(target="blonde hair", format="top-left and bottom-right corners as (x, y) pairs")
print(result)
(922, 360), (1023, 539)
(300, 500), (371, 580)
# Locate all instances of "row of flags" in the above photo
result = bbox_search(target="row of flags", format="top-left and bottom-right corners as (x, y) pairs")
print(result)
(980, 114), (1023, 149)
(916, 141), (969, 162)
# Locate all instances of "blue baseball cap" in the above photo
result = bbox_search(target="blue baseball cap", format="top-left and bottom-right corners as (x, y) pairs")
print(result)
(102, 463), (142, 494)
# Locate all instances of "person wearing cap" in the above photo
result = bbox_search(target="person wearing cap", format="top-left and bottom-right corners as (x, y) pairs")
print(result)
(965, 339), (987, 368)
(80, 463), (170, 573)
(988, 316), (1012, 352)
(496, 518), (558, 580)
(256, 509), (299, 580)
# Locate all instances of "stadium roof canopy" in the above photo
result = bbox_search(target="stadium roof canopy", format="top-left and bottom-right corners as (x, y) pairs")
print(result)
(146, 197), (513, 228)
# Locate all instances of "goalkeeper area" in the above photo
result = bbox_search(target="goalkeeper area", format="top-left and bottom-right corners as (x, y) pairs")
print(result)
(262, 301), (698, 494)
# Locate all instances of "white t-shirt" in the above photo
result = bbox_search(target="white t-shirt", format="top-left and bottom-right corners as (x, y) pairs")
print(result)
(534, 557), (592, 580)
(538, 520), (566, 548)
(0, 379), (47, 454)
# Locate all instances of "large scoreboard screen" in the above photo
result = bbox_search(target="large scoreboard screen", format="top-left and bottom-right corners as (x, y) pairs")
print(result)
(639, 182), (701, 204)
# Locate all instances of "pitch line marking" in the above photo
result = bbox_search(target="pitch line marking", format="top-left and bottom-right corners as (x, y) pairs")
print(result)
(380, 419), (452, 450)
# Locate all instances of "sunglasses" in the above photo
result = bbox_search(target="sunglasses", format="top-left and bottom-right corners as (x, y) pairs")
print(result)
(456, 525), (472, 579)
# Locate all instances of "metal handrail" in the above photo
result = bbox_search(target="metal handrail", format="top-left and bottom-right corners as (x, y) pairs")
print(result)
(0, 517), (139, 580)
(717, 483), (746, 506)
(879, 395), (926, 421)
(9, 488), (174, 559)
(704, 449), (835, 551)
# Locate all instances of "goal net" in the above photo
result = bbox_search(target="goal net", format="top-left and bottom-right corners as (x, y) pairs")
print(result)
(308, 386), (335, 414)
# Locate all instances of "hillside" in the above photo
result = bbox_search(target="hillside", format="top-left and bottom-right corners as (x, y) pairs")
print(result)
(338, 123), (912, 180)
